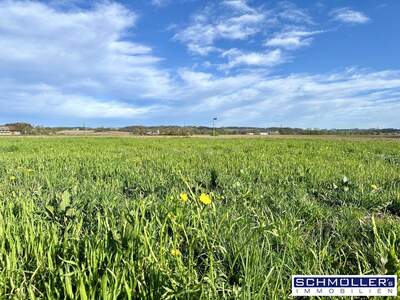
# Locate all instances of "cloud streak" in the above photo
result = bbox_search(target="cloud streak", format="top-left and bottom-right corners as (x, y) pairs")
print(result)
(220, 49), (284, 69)
(330, 8), (370, 24)
(265, 29), (323, 49)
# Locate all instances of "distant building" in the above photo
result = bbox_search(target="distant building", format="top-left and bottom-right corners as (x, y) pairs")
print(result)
(0, 126), (21, 135)
(146, 129), (160, 136)
(260, 131), (279, 136)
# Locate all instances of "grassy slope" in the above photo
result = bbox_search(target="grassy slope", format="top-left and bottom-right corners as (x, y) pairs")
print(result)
(0, 137), (399, 299)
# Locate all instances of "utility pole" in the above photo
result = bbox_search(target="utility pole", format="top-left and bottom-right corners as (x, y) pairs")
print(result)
(212, 117), (217, 136)
(83, 122), (86, 136)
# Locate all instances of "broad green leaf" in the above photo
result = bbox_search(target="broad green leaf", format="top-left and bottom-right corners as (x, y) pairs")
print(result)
(59, 191), (71, 212)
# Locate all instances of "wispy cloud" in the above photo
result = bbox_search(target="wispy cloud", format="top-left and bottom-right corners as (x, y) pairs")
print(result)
(150, 0), (168, 7)
(265, 29), (323, 49)
(150, 0), (195, 8)
(174, 68), (400, 128)
(0, 0), (174, 121)
(174, 0), (319, 70)
(222, 0), (253, 12)
(0, 82), (155, 119)
(220, 49), (284, 69)
(174, 1), (267, 55)
(274, 1), (314, 25)
(330, 8), (370, 24)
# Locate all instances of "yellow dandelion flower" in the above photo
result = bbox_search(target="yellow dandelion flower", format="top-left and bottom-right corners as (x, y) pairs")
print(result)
(170, 248), (181, 257)
(27, 169), (34, 173)
(371, 184), (379, 191)
(199, 193), (212, 205)
(180, 192), (188, 202)
(9, 176), (16, 181)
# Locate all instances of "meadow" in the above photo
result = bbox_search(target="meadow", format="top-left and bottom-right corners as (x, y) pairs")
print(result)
(0, 136), (399, 299)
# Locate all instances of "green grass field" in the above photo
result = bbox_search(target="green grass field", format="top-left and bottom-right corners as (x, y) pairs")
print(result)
(0, 137), (399, 299)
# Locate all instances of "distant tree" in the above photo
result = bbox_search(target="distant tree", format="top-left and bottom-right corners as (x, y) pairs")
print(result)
(5, 122), (34, 134)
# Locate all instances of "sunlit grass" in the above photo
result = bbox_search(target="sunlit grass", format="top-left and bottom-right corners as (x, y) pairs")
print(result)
(0, 137), (399, 299)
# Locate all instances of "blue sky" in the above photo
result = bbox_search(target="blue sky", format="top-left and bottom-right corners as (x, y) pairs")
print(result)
(1, 0), (400, 128)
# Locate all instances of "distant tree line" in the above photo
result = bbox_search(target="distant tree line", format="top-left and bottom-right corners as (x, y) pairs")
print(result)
(4, 123), (400, 136)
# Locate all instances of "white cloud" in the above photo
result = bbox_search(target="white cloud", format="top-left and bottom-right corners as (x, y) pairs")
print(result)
(275, 2), (314, 25)
(0, 0), (174, 121)
(0, 81), (157, 119)
(222, 0), (256, 14)
(150, 0), (194, 7)
(265, 29), (323, 49)
(174, 1), (267, 55)
(174, 0), (319, 71)
(331, 8), (370, 24)
(260, 3), (319, 51)
(220, 49), (284, 69)
(172, 68), (400, 128)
